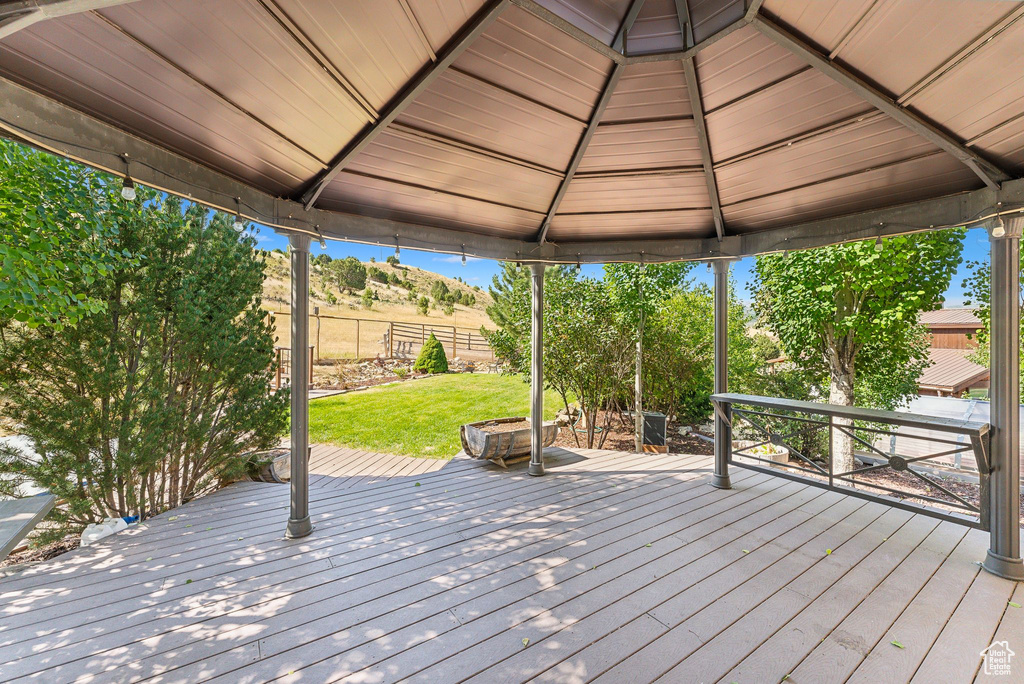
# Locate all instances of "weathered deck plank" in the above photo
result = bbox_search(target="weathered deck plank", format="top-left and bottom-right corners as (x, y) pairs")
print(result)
(0, 447), (1016, 684)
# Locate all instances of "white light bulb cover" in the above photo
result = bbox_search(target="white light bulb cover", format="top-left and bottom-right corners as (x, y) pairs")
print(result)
(120, 176), (136, 201)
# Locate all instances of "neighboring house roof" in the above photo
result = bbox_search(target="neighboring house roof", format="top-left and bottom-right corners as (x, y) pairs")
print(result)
(920, 308), (982, 328)
(918, 348), (989, 393)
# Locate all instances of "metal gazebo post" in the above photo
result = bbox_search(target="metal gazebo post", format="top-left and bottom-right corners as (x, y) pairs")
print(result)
(286, 233), (314, 539)
(529, 263), (545, 477)
(711, 259), (732, 490)
(983, 214), (1023, 579)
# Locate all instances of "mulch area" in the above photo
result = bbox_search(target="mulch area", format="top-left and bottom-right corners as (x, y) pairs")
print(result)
(552, 410), (714, 456)
(1, 534), (80, 570)
(849, 467), (1024, 527)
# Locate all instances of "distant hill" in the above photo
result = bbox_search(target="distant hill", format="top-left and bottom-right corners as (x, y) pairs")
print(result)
(260, 250), (494, 331)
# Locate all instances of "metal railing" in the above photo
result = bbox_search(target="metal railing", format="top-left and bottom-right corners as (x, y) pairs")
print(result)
(711, 393), (991, 529)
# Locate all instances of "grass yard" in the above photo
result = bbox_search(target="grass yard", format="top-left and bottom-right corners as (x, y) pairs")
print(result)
(308, 373), (565, 457)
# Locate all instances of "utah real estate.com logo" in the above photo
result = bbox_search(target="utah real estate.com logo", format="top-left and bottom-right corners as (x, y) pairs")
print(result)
(981, 640), (1015, 677)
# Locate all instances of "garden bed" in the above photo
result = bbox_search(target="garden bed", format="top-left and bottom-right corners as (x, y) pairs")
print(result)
(551, 410), (714, 456)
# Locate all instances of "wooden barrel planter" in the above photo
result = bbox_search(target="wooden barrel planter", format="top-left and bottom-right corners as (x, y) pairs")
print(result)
(460, 417), (558, 468)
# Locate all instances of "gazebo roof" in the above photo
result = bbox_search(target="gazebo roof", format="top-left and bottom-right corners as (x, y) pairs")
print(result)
(1, 0), (1022, 262)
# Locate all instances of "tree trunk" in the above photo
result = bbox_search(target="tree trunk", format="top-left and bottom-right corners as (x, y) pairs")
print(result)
(829, 360), (856, 474)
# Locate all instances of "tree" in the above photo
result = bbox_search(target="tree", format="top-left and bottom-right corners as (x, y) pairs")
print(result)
(604, 263), (692, 450)
(645, 281), (760, 422)
(962, 248), (1024, 391)
(361, 287), (374, 308)
(485, 269), (631, 448)
(752, 231), (964, 471)
(414, 333), (448, 373)
(418, 295), (430, 315)
(367, 265), (388, 284)
(431, 280), (450, 302)
(386, 255), (400, 266)
(0, 194), (287, 534)
(0, 139), (133, 330)
(330, 256), (366, 293)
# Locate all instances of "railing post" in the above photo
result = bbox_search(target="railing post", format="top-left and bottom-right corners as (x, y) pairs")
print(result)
(285, 232), (313, 539)
(529, 263), (545, 477)
(983, 215), (1023, 580)
(711, 260), (732, 489)
(355, 319), (360, 360)
(828, 415), (834, 488)
(388, 322), (394, 358)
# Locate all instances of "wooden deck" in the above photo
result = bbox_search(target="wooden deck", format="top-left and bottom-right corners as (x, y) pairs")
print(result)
(0, 448), (1019, 683)
(307, 445), (448, 491)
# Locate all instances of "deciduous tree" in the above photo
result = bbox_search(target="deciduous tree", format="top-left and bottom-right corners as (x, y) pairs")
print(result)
(752, 231), (964, 471)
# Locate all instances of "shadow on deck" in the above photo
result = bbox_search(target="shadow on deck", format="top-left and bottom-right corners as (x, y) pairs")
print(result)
(0, 447), (1019, 683)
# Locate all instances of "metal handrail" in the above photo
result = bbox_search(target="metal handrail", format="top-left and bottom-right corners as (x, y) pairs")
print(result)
(711, 393), (991, 530)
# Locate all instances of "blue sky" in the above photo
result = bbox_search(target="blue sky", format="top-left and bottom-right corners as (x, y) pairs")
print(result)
(252, 225), (991, 308)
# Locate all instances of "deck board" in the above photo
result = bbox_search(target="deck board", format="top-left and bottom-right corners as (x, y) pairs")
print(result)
(0, 447), (1017, 684)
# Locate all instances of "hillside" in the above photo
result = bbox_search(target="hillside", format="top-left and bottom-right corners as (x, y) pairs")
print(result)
(259, 250), (495, 359)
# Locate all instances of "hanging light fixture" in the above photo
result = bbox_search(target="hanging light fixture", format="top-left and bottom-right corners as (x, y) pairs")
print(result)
(233, 197), (245, 232)
(120, 155), (136, 201)
(461, 246), (467, 266)
(120, 175), (136, 201)
(992, 215), (1006, 238)
(315, 226), (326, 250)
(874, 236), (883, 251)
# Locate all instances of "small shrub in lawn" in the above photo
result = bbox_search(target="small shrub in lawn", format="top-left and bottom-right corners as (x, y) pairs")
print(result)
(414, 333), (449, 374)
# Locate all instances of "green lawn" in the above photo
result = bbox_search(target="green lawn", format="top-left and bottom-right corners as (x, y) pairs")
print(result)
(308, 373), (565, 457)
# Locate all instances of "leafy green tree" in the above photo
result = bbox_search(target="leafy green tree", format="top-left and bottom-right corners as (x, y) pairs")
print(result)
(752, 231), (964, 471)
(605, 263), (692, 449)
(0, 193), (286, 533)
(0, 139), (133, 330)
(414, 333), (449, 373)
(442, 301), (455, 316)
(646, 281), (761, 422)
(386, 255), (400, 266)
(361, 287), (374, 308)
(367, 265), (388, 284)
(962, 248), (1024, 391)
(418, 295), (430, 315)
(330, 256), (366, 293)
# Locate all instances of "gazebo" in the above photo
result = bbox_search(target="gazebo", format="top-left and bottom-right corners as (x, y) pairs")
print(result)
(1, 0), (1021, 586)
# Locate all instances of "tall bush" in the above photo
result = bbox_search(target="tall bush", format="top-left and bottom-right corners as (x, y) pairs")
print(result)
(0, 191), (287, 537)
(414, 333), (448, 373)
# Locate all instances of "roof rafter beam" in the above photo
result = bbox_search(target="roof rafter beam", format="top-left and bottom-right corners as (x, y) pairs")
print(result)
(535, 1), (646, 244)
(752, 15), (1011, 191)
(614, 0), (646, 53)
(683, 56), (725, 241)
(0, 0), (135, 39)
(298, 0), (509, 210)
(536, 63), (624, 243)
(673, 0), (694, 48)
(509, 0), (625, 64)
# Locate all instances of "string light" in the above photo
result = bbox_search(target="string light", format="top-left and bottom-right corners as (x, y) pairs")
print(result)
(991, 215), (1006, 238)
(314, 225), (326, 249)
(874, 236), (883, 251)
(120, 155), (136, 201)
(233, 197), (245, 232)
(461, 246), (467, 267)
(395, 237), (400, 258)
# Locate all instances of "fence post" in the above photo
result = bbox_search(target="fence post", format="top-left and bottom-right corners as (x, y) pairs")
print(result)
(275, 348), (282, 390)
(355, 319), (360, 360)
(451, 325), (457, 358)
(388, 322), (394, 358)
